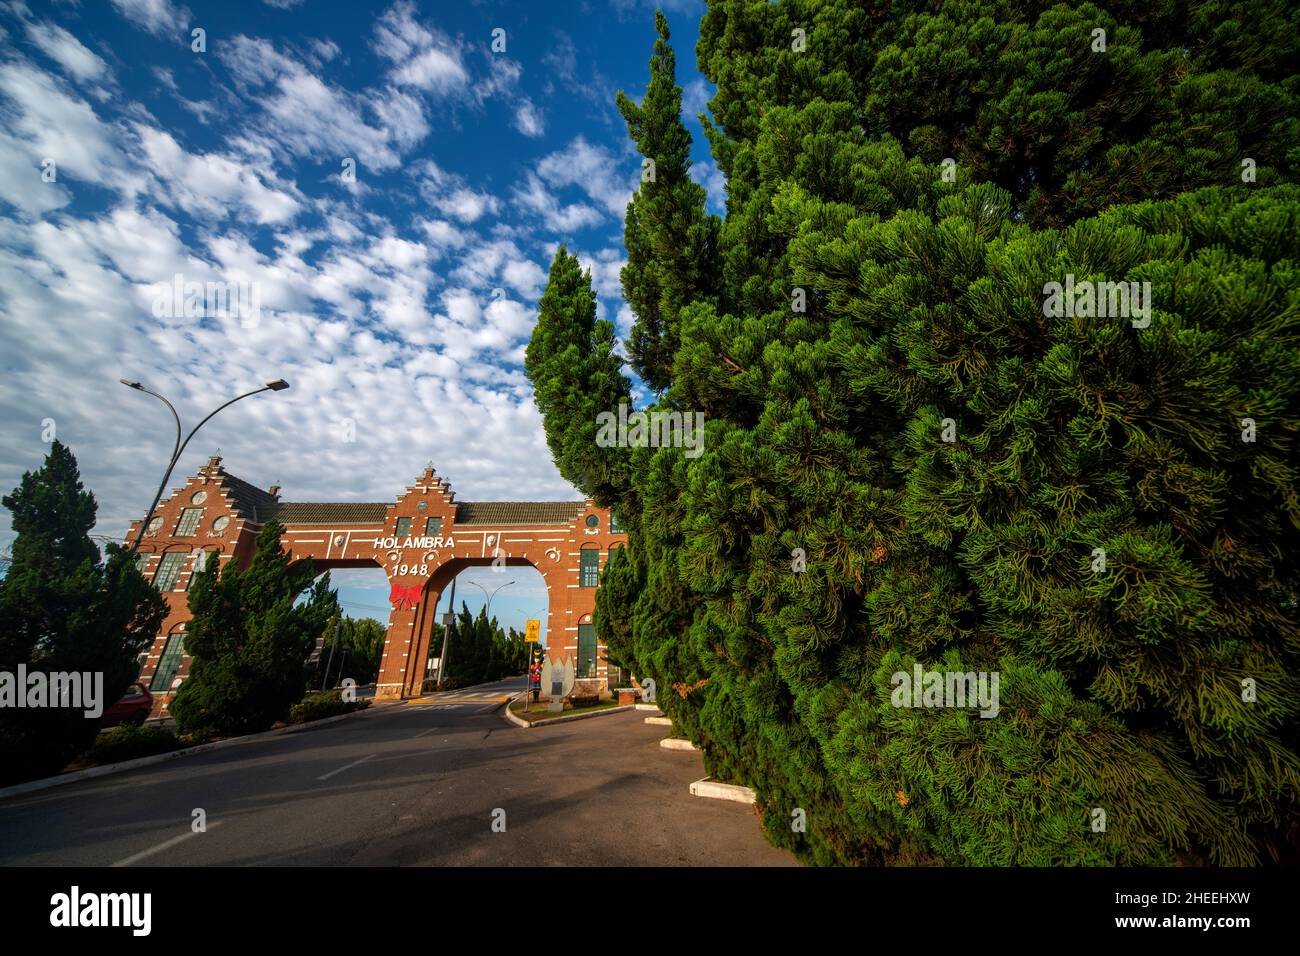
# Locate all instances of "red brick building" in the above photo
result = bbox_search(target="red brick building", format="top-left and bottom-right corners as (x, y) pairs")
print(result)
(125, 456), (627, 715)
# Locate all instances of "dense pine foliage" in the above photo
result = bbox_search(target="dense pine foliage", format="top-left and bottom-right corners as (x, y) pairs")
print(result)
(0, 442), (166, 785)
(527, 0), (1300, 864)
(170, 519), (339, 738)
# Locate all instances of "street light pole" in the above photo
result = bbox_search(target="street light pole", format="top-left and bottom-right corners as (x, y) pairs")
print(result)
(466, 579), (515, 622)
(122, 378), (289, 553)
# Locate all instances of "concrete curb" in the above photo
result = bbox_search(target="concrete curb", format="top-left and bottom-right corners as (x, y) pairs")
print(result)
(644, 716), (672, 726)
(0, 705), (377, 802)
(503, 693), (531, 727)
(659, 737), (698, 751)
(501, 698), (636, 729)
(634, 703), (661, 711)
(689, 776), (756, 805)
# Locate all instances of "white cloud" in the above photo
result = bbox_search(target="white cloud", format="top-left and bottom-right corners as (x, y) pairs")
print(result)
(535, 136), (634, 218)
(415, 160), (500, 223)
(373, 0), (469, 95)
(681, 78), (712, 123)
(25, 22), (110, 84)
(689, 159), (726, 213)
(0, 20), (593, 559)
(513, 172), (604, 233)
(514, 98), (544, 137)
(136, 126), (302, 225)
(0, 62), (144, 199)
(109, 0), (191, 38)
(220, 35), (421, 172)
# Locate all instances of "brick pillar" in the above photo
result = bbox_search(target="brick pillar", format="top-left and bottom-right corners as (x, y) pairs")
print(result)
(376, 597), (420, 700)
(402, 584), (440, 698)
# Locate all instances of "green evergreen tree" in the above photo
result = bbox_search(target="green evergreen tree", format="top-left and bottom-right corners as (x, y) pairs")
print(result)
(528, 1), (1300, 864)
(616, 10), (721, 393)
(524, 247), (633, 508)
(0, 441), (166, 784)
(313, 615), (386, 688)
(170, 519), (338, 738)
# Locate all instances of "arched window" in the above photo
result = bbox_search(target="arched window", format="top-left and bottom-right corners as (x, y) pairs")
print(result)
(152, 624), (187, 693)
(577, 617), (597, 678)
(580, 545), (600, 587)
(153, 551), (186, 591)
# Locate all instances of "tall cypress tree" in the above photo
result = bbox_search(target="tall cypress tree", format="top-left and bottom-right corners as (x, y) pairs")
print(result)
(616, 10), (721, 393)
(0, 441), (166, 784)
(524, 246), (633, 508)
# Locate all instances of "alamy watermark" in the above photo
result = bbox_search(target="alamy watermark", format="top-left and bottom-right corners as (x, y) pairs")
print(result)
(0, 665), (104, 718)
(891, 665), (999, 718)
(152, 273), (262, 328)
(1042, 275), (1151, 328)
(595, 402), (705, 459)
(50, 886), (151, 936)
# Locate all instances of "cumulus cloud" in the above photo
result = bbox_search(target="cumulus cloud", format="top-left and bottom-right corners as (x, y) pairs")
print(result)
(415, 160), (501, 223)
(535, 136), (634, 218)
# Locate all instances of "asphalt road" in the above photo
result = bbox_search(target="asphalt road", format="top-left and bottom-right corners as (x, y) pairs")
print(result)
(0, 680), (795, 867)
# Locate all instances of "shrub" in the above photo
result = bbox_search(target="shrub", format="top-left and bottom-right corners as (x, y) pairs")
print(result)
(288, 690), (370, 725)
(82, 725), (182, 766)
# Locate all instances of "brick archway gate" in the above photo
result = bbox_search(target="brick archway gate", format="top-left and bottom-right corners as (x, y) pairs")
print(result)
(126, 457), (626, 714)
(395, 556), (553, 699)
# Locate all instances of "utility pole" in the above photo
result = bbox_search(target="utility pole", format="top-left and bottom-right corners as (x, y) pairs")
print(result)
(436, 576), (456, 690)
(322, 617), (341, 691)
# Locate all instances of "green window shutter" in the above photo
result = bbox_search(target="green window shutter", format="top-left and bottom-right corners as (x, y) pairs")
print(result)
(580, 547), (599, 587)
(577, 624), (597, 678)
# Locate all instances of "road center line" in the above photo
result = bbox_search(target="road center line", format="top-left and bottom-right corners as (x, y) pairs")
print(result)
(412, 728), (438, 738)
(317, 753), (377, 781)
(111, 820), (225, 867)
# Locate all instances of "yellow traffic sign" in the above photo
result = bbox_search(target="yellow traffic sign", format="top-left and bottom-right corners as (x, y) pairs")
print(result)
(525, 619), (541, 642)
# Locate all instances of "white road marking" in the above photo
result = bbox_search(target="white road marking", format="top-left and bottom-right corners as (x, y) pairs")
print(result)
(111, 820), (225, 867)
(412, 727), (438, 738)
(317, 753), (377, 781)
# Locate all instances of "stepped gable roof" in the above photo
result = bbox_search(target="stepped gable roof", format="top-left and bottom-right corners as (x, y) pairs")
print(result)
(453, 501), (586, 526)
(220, 472), (279, 522)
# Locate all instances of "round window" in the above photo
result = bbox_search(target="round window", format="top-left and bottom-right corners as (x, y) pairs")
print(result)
(417, 500), (428, 512)
(212, 516), (230, 533)
(146, 516), (163, 534)
(585, 515), (599, 528)
(191, 491), (208, 505)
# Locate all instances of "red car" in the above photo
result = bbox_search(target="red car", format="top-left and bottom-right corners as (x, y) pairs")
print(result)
(100, 682), (153, 728)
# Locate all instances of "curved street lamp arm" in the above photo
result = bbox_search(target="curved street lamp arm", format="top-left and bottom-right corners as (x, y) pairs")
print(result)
(125, 381), (282, 553)
(173, 385), (274, 466)
(132, 384), (183, 466)
(127, 385), (183, 553)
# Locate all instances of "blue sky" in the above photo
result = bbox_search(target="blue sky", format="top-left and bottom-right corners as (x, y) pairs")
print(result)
(0, 0), (718, 635)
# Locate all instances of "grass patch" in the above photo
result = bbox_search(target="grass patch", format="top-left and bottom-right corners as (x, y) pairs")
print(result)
(509, 698), (623, 724)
